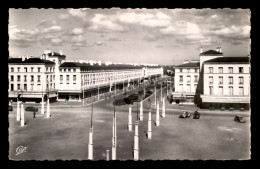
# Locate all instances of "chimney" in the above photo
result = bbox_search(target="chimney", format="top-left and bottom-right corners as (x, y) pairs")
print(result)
(200, 46), (203, 54)
(219, 47), (222, 53)
(52, 52), (54, 56)
(216, 47), (219, 52)
(60, 50), (62, 55)
(26, 54), (29, 60)
(22, 55), (25, 61)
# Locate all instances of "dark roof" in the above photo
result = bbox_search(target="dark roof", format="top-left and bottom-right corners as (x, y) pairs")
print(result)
(8, 57), (55, 64)
(46, 52), (66, 58)
(175, 62), (200, 68)
(204, 57), (250, 64)
(59, 62), (161, 71)
(200, 50), (223, 56)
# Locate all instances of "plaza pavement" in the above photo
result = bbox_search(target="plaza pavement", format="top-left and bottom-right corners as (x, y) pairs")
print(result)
(9, 88), (250, 160)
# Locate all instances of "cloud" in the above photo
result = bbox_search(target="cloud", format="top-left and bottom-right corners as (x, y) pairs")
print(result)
(42, 25), (61, 33)
(160, 21), (201, 35)
(155, 45), (163, 48)
(68, 9), (87, 20)
(72, 28), (84, 35)
(143, 34), (162, 41)
(214, 25), (250, 36)
(50, 38), (63, 46)
(95, 41), (106, 46)
(89, 14), (124, 32)
(59, 14), (70, 20)
(106, 38), (122, 41)
(118, 12), (171, 28)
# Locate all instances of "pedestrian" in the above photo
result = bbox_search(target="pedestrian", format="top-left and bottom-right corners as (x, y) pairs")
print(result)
(33, 110), (36, 118)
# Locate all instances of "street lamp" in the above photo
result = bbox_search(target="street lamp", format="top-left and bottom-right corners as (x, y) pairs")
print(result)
(46, 80), (50, 118)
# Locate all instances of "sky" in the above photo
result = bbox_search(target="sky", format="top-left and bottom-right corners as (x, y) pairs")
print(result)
(9, 8), (251, 65)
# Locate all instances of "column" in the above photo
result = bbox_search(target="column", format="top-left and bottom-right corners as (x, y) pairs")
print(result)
(139, 101), (143, 121)
(162, 97), (166, 118)
(156, 103), (160, 126)
(20, 103), (25, 127)
(133, 121), (139, 161)
(88, 127), (94, 160)
(147, 109), (152, 139)
(41, 96), (44, 114)
(160, 83), (163, 102)
(16, 101), (20, 121)
(128, 105), (132, 131)
(46, 98), (50, 118)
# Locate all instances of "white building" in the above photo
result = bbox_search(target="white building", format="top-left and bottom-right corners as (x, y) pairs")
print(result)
(173, 60), (200, 102)
(8, 56), (57, 102)
(200, 56), (250, 109)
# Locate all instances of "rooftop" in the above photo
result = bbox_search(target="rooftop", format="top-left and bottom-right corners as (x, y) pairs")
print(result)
(175, 62), (200, 68)
(8, 57), (55, 64)
(204, 57), (250, 64)
(200, 50), (223, 56)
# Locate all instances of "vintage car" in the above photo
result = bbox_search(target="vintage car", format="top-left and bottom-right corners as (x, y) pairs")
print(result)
(193, 111), (200, 119)
(25, 106), (38, 112)
(234, 115), (246, 123)
(179, 111), (191, 118)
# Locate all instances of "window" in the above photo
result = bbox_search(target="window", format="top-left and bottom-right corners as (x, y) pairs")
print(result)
(187, 84), (191, 92)
(17, 67), (20, 72)
(194, 76), (198, 83)
(38, 67), (41, 72)
(54, 83), (55, 89)
(11, 67), (14, 72)
(17, 75), (20, 82)
(218, 86), (223, 95)
(239, 67), (244, 73)
(239, 87), (244, 95)
(219, 76), (223, 84)
(50, 75), (52, 82)
(209, 76), (213, 84)
(229, 86), (233, 95)
(46, 67), (48, 72)
(239, 77), (244, 84)
(73, 69), (76, 72)
(10, 75), (14, 81)
(24, 67), (27, 72)
(24, 75), (27, 82)
(187, 69), (190, 73)
(24, 84), (27, 91)
(50, 68), (52, 72)
(37, 75), (41, 82)
(187, 76), (191, 83)
(53, 75), (55, 80)
(31, 67), (34, 72)
(31, 84), (34, 91)
(66, 75), (69, 84)
(228, 67), (233, 73)
(228, 77), (233, 84)
(60, 75), (63, 84)
(59, 69), (62, 72)
(73, 75), (76, 84)
(31, 75), (34, 82)
(17, 84), (20, 90)
(180, 69), (182, 73)
(195, 69), (198, 73)
(179, 75), (183, 83)
(209, 67), (213, 73)
(218, 67), (223, 73)
(68, 69), (71, 72)
(209, 86), (213, 95)
(11, 84), (14, 91)
(194, 84), (197, 89)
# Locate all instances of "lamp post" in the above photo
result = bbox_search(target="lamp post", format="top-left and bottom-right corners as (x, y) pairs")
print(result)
(134, 101), (139, 160)
(16, 90), (21, 121)
(112, 95), (117, 160)
(88, 103), (94, 160)
(82, 76), (85, 106)
(147, 99), (152, 139)
(41, 84), (44, 114)
(46, 80), (50, 118)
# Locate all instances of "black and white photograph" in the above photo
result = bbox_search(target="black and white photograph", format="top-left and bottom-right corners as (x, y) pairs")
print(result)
(8, 8), (251, 160)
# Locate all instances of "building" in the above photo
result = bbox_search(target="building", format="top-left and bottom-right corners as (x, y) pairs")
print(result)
(8, 50), (163, 102)
(172, 60), (200, 103)
(200, 57), (250, 109)
(8, 56), (57, 102)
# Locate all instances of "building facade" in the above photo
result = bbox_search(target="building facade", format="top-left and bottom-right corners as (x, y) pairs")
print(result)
(200, 57), (250, 109)
(173, 61), (200, 103)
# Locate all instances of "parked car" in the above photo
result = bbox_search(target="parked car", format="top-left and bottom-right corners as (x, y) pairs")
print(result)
(193, 111), (200, 119)
(113, 99), (126, 106)
(8, 105), (13, 111)
(179, 111), (191, 118)
(234, 115), (246, 123)
(25, 106), (38, 112)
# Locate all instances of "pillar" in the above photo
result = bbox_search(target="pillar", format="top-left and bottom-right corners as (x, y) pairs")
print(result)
(88, 127), (93, 160)
(156, 103), (160, 126)
(128, 105), (132, 131)
(148, 109), (152, 139)
(41, 96), (44, 114)
(20, 103), (24, 127)
(16, 101), (20, 121)
(134, 121), (139, 161)
(46, 98), (50, 118)
(139, 101), (143, 121)
(106, 150), (110, 161)
(160, 83), (163, 102)
(162, 97), (166, 118)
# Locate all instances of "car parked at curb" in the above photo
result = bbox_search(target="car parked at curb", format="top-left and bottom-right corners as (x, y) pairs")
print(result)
(193, 111), (200, 119)
(25, 106), (38, 112)
(179, 111), (191, 118)
(234, 115), (246, 123)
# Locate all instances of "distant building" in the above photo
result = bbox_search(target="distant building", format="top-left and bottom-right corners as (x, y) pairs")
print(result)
(173, 60), (200, 103)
